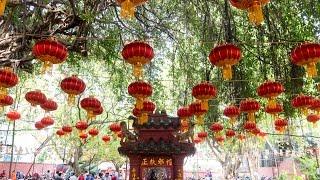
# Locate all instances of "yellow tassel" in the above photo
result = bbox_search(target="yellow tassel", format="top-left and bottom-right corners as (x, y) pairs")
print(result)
(0, 106), (3, 113)
(0, 87), (7, 97)
(248, 112), (255, 122)
(301, 108), (309, 117)
(41, 61), (53, 74)
(267, 98), (277, 109)
(67, 94), (76, 106)
(248, 3), (264, 25)
(120, 0), (135, 19)
(196, 115), (204, 125)
(140, 113), (148, 124)
(313, 122), (318, 128)
(222, 65), (232, 80)
(133, 63), (143, 79)
(135, 97), (144, 110)
(230, 117), (236, 125)
(0, 0), (7, 16)
(200, 100), (209, 111)
(306, 62), (317, 78)
(87, 111), (94, 121)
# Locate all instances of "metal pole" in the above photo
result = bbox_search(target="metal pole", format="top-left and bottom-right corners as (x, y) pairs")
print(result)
(8, 121), (16, 178)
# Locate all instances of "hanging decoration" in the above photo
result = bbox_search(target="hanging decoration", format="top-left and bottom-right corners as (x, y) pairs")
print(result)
(307, 114), (320, 127)
(274, 118), (288, 133)
(116, 0), (148, 19)
(0, 0), (7, 16)
(226, 129), (236, 138)
(88, 128), (99, 137)
(240, 98), (260, 122)
(0, 67), (19, 97)
(128, 81), (153, 109)
(0, 95), (13, 112)
(32, 39), (68, 73)
(192, 82), (217, 111)
(102, 135), (111, 143)
(189, 101), (208, 125)
(193, 136), (202, 144)
(243, 121), (256, 132)
(109, 123), (121, 137)
(177, 107), (192, 132)
(291, 42), (320, 77)
(215, 136), (225, 145)
(80, 96), (101, 120)
(75, 121), (89, 133)
(257, 81), (284, 108)
(6, 111), (20, 121)
(140, 100), (155, 124)
(229, 0), (270, 25)
(197, 132), (208, 140)
(311, 98), (320, 114)
(237, 134), (246, 141)
(92, 106), (103, 119)
(132, 107), (142, 119)
(79, 132), (88, 140)
(208, 44), (242, 80)
(223, 105), (240, 125)
(35, 121), (45, 130)
(122, 41), (154, 78)
(210, 122), (224, 135)
(60, 75), (86, 105)
(265, 103), (283, 119)
(40, 116), (54, 127)
(25, 90), (47, 106)
(62, 125), (73, 134)
(40, 99), (58, 113)
(251, 127), (261, 136)
(56, 129), (65, 137)
(291, 94), (313, 116)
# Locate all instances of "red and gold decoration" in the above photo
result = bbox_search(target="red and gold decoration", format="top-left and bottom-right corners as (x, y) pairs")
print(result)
(229, 0), (270, 25)
(193, 136), (203, 144)
(265, 103), (283, 119)
(62, 125), (73, 134)
(0, 0), (7, 16)
(257, 81), (284, 108)
(209, 44), (242, 80)
(140, 100), (155, 124)
(240, 98), (260, 122)
(215, 135), (225, 145)
(197, 132), (208, 140)
(116, 0), (148, 19)
(237, 134), (246, 141)
(40, 116), (54, 127)
(6, 111), (20, 121)
(79, 132), (88, 140)
(60, 75), (86, 105)
(102, 135), (111, 143)
(32, 39), (68, 73)
(307, 114), (320, 127)
(25, 90), (47, 106)
(0, 95), (13, 111)
(35, 121), (45, 130)
(210, 122), (224, 135)
(122, 41), (154, 78)
(132, 107), (142, 118)
(243, 121), (256, 132)
(291, 94), (313, 116)
(93, 106), (103, 119)
(310, 98), (320, 114)
(80, 96), (101, 120)
(128, 81), (153, 109)
(0, 67), (18, 97)
(192, 82), (217, 111)
(226, 129), (236, 138)
(88, 128), (99, 137)
(189, 101), (208, 125)
(56, 129), (65, 137)
(177, 106), (192, 132)
(274, 118), (288, 133)
(291, 42), (320, 77)
(40, 99), (58, 113)
(223, 105), (240, 125)
(75, 120), (89, 133)
(109, 123), (121, 137)
(251, 127), (261, 136)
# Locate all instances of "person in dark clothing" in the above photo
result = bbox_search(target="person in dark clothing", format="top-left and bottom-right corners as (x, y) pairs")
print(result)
(54, 172), (63, 180)
(148, 170), (157, 180)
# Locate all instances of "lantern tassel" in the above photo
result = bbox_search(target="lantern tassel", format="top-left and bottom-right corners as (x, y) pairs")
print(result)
(133, 63), (143, 79)
(301, 108), (309, 116)
(222, 65), (232, 80)
(135, 97), (144, 109)
(0, 0), (7, 16)
(120, 0), (135, 19)
(230, 117), (236, 125)
(248, 2), (264, 26)
(196, 115), (204, 125)
(0, 87), (7, 97)
(67, 94), (76, 106)
(41, 61), (53, 74)
(140, 113), (148, 124)
(267, 98), (277, 109)
(313, 122), (318, 128)
(248, 112), (255, 122)
(0, 106), (3, 113)
(200, 100), (209, 111)
(306, 62), (317, 78)
(87, 111), (94, 121)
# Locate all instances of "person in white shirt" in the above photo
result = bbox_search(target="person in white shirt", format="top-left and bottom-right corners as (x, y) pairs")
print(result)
(69, 172), (77, 180)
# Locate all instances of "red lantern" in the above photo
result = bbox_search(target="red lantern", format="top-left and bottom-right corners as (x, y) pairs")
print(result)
(240, 98), (260, 122)
(62, 125), (73, 134)
(40, 116), (54, 127)
(56, 129), (65, 137)
(209, 44), (241, 80)
(32, 39), (68, 73)
(0, 95), (13, 111)
(291, 94), (313, 116)
(226, 129), (236, 138)
(102, 135), (111, 143)
(35, 121), (45, 130)
(192, 82), (217, 111)
(223, 105), (240, 125)
(189, 102), (208, 125)
(80, 96), (101, 120)
(193, 136), (202, 144)
(139, 100), (155, 124)
(265, 104), (283, 119)
(210, 122), (224, 134)
(274, 118), (288, 132)
(177, 106), (192, 121)
(180, 120), (189, 132)
(109, 123), (121, 133)
(132, 107), (142, 118)
(291, 42), (320, 77)
(40, 99), (58, 112)
(75, 121), (89, 131)
(25, 90), (47, 106)
(215, 136), (225, 144)
(197, 132), (208, 139)
(237, 134), (246, 141)
(0, 67), (18, 96)
(251, 127), (261, 136)
(79, 132), (88, 140)
(122, 41), (154, 78)
(307, 114), (320, 127)
(116, 0), (148, 18)
(88, 128), (99, 137)
(93, 106), (103, 117)
(117, 132), (123, 139)
(60, 75), (86, 105)
(229, 0), (270, 25)
(310, 98), (320, 114)
(243, 121), (256, 131)
(128, 81), (153, 109)
(6, 111), (20, 121)
(257, 81), (284, 108)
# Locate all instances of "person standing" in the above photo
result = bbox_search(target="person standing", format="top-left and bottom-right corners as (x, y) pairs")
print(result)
(69, 172), (77, 180)
(78, 173), (85, 180)
(11, 170), (16, 180)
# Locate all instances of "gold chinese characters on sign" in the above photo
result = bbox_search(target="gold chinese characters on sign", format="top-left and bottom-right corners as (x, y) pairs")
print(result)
(141, 157), (173, 166)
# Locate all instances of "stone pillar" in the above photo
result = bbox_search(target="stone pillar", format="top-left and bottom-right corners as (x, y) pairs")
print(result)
(129, 156), (141, 180)
(173, 155), (184, 180)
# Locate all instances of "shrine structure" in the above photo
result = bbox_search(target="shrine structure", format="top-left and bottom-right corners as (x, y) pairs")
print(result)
(118, 110), (196, 180)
